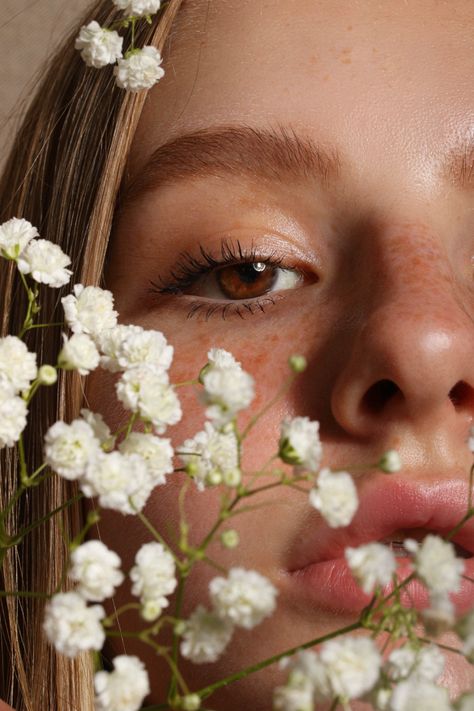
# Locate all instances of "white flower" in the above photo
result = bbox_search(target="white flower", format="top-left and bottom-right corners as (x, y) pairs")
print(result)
(180, 605), (233, 663)
(81, 451), (153, 514)
(98, 324), (173, 373)
(119, 432), (173, 486)
(130, 542), (177, 621)
(378, 449), (402, 473)
(58, 333), (100, 375)
(385, 644), (444, 684)
(38, 365), (57, 385)
(413, 645), (445, 683)
(273, 676), (314, 711)
(309, 468), (358, 528)
(456, 693), (474, 711)
(114, 46), (165, 92)
(406, 535), (464, 595)
(209, 567), (277, 629)
(201, 354), (255, 426)
(95, 655), (150, 711)
(113, 0), (161, 15)
(179, 422), (239, 490)
(389, 678), (452, 711)
(116, 365), (181, 434)
(44, 419), (101, 480)
(279, 417), (322, 473)
(62, 284), (118, 337)
(75, 21), (123, 68)
(0, 336), (37, 392)
(43, 592), (105, 657)
(319, 636), (381, 700)
(281, 650), (331, 702)
(69, 540), (124, 602)
(385, 646), (417, 682)
(16, 238), (72, 287)
(0, 379), (28, 448)
(345, 543), (396, 595)
(0, 217), (38, 259)
(80, 408), (115, 450)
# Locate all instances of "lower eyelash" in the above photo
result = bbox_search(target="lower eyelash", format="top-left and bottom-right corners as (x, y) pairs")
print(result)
(186, 296), (277, 321)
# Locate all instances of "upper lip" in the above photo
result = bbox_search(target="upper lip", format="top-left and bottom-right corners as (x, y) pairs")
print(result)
(286, 476), (474, 574)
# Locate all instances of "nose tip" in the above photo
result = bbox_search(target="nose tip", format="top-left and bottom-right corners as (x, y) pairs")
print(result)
(330, 293), (474, 440)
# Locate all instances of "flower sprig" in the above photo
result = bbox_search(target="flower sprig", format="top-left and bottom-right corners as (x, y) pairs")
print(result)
(75, 0), (166, 92)
(2, 214), (474, 711)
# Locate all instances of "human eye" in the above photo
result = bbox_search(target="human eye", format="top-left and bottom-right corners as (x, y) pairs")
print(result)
(149, 239), (316, 320)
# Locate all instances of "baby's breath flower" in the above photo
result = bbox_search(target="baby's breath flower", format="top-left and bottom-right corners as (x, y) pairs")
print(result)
(180, 605), (234, 663)
(221, 530), (239, 548)
(273, 675), (314, 711)
(405, 535), (464, 596)
(385, 646), (417, 682)
(179, 422), (239, 490)
(345, 542), (396, 595)
(0, 379), (28, 448)
(209, 567), (277, 629)
(378, 449), (402, 473)
(75, 21), (123, 68)
(58, 333), (100, 375)
(279, 416), (322, 473)
(17, 238), (72, 287)
(413, 645), (445, 683)
(389, 678), (452, 711)
(288, 354), (307, 373)
(44, 419), (101, 480)
(81, 450), (153, 514)
(318, 636), (381, 701)
(80, 408), (115, 450)
(116, 365), (182, 433)
(0, 217), (38, 259)
(114, 46), (165, 92)
(113, 0), (161, 15)
(62, 284), (118, 337)
(456, 693), (474, 711)
(98, 324), (173, 373)
(0, 336), (37, 392)
(129, 542), (177, 621)
(309, 468), (358, 528)
(281, 650), (331, 702)
(94, 655), (150, 711)
(43, 592), (105, 657)
(38, 364), (57, 385)
(69, 540), (124, 602)
(119, 432), (173, 485)
(202, 361), (255, 427)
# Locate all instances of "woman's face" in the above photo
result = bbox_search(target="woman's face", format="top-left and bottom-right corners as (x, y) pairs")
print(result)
(87, 1), (474, 707)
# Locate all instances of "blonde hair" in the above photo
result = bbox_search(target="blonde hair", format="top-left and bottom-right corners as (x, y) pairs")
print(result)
(0, 1), (185, 707)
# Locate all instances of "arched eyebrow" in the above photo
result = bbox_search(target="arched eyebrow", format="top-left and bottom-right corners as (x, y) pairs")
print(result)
(119, 123), (474, 209)
(119, 124), (342, 208)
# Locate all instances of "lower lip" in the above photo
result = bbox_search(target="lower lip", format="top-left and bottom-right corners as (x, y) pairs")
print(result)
(289, 556), (474, 616)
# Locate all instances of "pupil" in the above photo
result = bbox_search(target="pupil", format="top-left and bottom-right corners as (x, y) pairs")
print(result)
(236, 263), (267, 284)
(217, 262), (277, 299)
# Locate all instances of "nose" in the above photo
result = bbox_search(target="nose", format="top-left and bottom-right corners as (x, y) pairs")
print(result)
(330, 228), (474, 441)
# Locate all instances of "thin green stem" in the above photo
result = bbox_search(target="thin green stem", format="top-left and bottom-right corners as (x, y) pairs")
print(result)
(135, 510), (180, 565)
(103, 602), (142, 627)
(446, 508), (474, 542)
(167, 573), (186, 703)
(417, 636), (462, 656)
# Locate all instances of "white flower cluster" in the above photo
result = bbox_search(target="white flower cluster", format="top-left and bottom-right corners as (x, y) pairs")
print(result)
(0, 217), (71, 287)
(279, 416), (322, 473)
(200, 348), (255, 427)
(180, 567), (277, 663)
(95, 655), (150, 711)
(345, 542), (396, 595)
(75, 1), (165, 93)
(179, 421), (240, 490)
(69, 540), (124, 601)
(0, 335), (37, 448)
(274, 637), (382, 709)
(130, 541), (177, 621)
(309, 467), (359, 528)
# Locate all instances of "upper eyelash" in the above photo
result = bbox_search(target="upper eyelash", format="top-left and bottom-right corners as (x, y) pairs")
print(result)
(148, 238), (285, 297)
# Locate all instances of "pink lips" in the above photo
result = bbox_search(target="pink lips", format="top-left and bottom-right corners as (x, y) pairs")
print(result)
(286, 477), (474, 615)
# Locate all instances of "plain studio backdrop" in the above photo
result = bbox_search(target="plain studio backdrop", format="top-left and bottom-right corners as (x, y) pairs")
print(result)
(0, 0), (92, 165)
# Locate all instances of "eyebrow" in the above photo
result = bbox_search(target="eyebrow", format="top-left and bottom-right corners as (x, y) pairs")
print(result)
(119, 124), (342, 208)
(119, 123), (474, 208)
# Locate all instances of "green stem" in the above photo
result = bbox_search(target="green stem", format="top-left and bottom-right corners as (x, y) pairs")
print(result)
(135, 510), (180, 565)
(417, 636), (462, 655)
(103, 602), (142, 627)
(167, 573), (186, 703)
(446, 508), (474, 542)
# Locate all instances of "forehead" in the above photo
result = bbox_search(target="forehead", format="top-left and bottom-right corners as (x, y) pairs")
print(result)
(128, 0), (474, 204)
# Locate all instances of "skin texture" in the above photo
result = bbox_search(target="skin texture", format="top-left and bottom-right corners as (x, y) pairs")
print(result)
(84, 1), (474, 708)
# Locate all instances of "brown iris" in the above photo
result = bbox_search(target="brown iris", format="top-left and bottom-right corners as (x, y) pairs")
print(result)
(216, 262), (277, 299)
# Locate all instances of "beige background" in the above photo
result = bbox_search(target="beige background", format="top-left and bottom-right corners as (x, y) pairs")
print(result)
(0, 0), (93, 161)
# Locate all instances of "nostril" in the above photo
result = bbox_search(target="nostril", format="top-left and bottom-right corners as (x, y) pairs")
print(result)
(448, 380), (472, 408)
(362, 379), (400, 415)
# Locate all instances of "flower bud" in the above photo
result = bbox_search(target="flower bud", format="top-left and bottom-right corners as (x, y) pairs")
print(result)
(288, 354), (307, 373)
(221, 530), (239, 549)
(181, 694), (201, 711)
(38, 365), (57, 385)
(222, 468), (241, 488)
(378, 449), (401, 473)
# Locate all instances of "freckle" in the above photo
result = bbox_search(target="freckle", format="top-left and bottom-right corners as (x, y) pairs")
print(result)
(309, 54), (318, 65)
(347, 25), (353, 31)
(323, 73), (330, 81)
(341, 57), (352, 64)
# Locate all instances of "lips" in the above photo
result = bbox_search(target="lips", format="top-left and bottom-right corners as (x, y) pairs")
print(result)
(285, 477), (474, 615)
